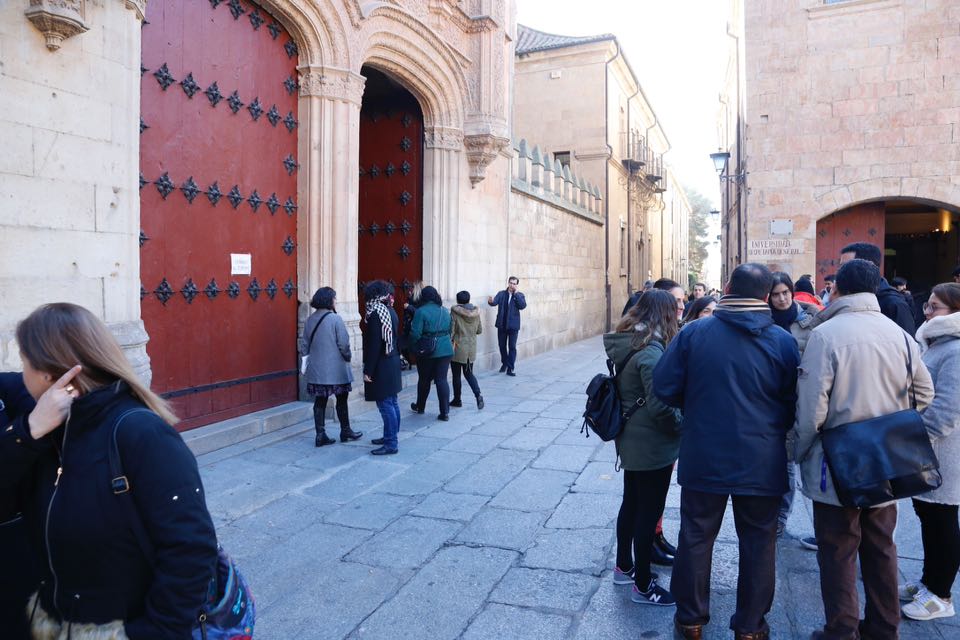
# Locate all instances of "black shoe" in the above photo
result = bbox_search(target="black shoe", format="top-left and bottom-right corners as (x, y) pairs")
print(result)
(449, 399), (463, 408)
(477, 395), (484, 410)
(371, 437), (385, 445)
(437, 414), (449, 422)
(651, 542), (675, 566)
(499, 364), (508, 373)
(410, 403), (424, 414)
(339, 427), (363, 443)
(506, 370), (516, 377)
(371, 446), (398, 455)
(655, 532), (677, 557)
(315, 430), (335, 447)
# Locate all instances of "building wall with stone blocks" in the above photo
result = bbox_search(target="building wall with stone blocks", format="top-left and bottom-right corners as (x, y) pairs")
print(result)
(727, 0), (960, 279)
(514, 27), (690, 326)
(0, 0), (148, 377)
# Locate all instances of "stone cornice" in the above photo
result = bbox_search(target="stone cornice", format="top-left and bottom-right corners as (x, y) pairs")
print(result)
(25, 0), (89, 51)
(464, 133), (510, 186)
(124, 0), (146, 21)
(299, 66), (366, 105)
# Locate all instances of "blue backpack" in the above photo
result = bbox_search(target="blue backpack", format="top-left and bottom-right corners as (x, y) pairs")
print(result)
(581, 349), (645, 441)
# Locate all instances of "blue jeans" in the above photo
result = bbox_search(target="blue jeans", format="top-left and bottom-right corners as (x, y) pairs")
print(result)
(779, 461), (798, 526)
(376, 395), (400, 450)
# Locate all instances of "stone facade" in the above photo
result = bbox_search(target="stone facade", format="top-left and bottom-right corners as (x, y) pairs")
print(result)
(0, 1), (619, 429)
(513, 26), (691, 325)
(720, 0), (960, 281)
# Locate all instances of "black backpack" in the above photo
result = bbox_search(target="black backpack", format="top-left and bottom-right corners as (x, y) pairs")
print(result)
(581, 349), (645, 441)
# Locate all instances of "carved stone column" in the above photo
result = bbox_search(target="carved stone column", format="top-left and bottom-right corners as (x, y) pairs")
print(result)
(24, 0), (89, 51)
(423, 126), (463, 301)
(297, 66), (365, 371)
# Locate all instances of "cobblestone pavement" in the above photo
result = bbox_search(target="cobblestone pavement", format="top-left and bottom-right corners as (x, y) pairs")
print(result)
(198, 337), (953, 639)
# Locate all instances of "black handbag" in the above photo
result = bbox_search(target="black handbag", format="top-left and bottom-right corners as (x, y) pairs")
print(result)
(415, 311), (447, 358)
(821, 332), (942, 508)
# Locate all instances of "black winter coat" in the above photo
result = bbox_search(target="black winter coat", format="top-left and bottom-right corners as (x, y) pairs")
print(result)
(0, 382), (217, 639)
(876, 278), (916, 336)
(0, 373), (37, 639)
(364, 308), (403, 401)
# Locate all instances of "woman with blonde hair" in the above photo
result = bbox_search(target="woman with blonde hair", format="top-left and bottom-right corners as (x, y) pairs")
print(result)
(0, 303), (217, 638)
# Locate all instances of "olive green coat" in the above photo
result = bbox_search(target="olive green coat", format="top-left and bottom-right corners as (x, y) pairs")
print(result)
(603, 332), (682, 471)
(451, 304), (482, 364)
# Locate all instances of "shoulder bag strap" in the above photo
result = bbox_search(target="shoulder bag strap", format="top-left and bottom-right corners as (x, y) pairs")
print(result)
(107, 408), (157, 563)
(903, 331), (917, 410)
(306, 311), (332, 353)
(615, 348), (647, 420)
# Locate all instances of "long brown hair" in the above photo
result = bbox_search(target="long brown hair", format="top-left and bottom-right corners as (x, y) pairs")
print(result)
(614, 290), (680, 350)
(16, 303), (177, 425)
(932, 283), (960, 312)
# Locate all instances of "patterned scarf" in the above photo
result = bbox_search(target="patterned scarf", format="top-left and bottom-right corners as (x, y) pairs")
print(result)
(365, 295), (394, 354)
(717, 295), (772, 313)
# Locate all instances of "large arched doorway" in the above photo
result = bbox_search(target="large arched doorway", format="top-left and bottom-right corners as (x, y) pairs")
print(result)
(140, 0), (300, 430)
(816, 198), (960, 311)
(357, 66), (425, 314)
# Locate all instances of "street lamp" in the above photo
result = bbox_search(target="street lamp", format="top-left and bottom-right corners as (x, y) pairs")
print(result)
(709, 149), (745, 183)
(709, 209), (720, 218)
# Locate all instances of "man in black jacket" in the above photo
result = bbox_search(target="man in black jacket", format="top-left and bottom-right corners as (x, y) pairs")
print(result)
(840, 242), (916, 335)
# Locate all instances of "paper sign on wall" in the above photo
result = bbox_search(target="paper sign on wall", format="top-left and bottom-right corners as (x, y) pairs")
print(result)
(231, 253), (252, 275)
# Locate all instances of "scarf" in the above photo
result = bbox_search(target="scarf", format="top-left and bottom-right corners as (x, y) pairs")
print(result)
(365, 295), (394, 354)
(770, 302), (799, 331)
(717, 295), (772, 312)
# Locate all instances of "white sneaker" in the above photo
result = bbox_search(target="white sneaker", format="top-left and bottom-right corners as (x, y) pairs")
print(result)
(902, 590), (955, 621)
(898, 580), (925, 603)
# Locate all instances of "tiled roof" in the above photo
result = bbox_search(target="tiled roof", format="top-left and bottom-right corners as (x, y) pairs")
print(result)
(515, 24), (616, 56)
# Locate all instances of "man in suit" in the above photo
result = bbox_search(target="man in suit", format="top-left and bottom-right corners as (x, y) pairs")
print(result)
(488, 276), (526, 376)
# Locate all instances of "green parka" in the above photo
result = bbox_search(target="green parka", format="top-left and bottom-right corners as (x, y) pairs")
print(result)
(451, 304), (482, 364)
(603, 332), (682, 471)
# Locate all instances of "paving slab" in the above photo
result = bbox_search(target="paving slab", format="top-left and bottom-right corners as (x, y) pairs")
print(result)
(410, 491), (490, 522)
(445, 447), (536, 496)
(355, 546), (517, 639)
(461, 603), (572, 640)
(532, 444), (598, 473)
(489, 567), (598, 612)
(489, 468), (578, 512)
(546, 492), (622, 529)
(344, 515), (462, 569)
(323, 493), (421, 530)
(522, 528), (613, 575)
(455, 507), (544, 550)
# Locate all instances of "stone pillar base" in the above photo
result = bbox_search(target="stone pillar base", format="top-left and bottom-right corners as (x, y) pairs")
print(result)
(109, 320), (151, 387)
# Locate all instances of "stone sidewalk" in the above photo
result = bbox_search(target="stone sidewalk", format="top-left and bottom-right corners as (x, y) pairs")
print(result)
(197, 337), (953, 639)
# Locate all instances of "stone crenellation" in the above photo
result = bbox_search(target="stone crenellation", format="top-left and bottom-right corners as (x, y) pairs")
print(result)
(510, 139), (603, 224)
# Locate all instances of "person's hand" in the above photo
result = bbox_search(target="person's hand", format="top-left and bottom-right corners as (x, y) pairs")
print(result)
(487, 296), (494, 305)
(364, 374), (373, 383)
(28, 365), (82, 440)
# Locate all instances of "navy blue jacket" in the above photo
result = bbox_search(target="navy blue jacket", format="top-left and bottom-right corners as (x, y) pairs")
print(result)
(489, 290), (527, 331)
(363, 308), (403, 402)
(653, 306), (800, 496)
(0, 382), (217, 638)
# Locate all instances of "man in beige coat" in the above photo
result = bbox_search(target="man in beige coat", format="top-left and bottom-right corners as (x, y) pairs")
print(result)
(794, 259), (934, 640)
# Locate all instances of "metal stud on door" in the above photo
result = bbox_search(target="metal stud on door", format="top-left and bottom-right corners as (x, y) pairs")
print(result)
(140, 0), (299, 430)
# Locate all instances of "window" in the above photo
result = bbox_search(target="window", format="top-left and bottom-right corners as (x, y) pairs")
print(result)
(554, 151), (571, 168)
(620, 219), (627, 274)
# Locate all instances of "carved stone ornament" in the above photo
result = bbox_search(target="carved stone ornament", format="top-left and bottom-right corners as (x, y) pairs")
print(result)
(463, 132), (510, 186)
(299, 67), (366, 106)
(25, 0), (89, 51)
(424, 127), (464, 151)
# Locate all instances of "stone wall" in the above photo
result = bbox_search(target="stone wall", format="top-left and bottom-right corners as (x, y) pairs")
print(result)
(0, 0), (148, 377)
(735, 0), (960, 277)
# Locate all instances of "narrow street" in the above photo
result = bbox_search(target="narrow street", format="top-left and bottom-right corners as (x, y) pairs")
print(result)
(198, 337), (952, 639)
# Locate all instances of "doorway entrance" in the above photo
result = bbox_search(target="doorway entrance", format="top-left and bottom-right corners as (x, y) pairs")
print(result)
(140, 0), (300, 429)
(357, 66), (425, 315)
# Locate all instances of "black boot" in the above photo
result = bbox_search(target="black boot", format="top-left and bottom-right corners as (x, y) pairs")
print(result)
(340, 425), (363, 442)
(315, 428), (335, 447)
(655, 532), (677, 557)
(449, 398), (463, 408)
(476, 395), (484, 410)
(313, 397), (335, 447)
(650, 541), (674, 566)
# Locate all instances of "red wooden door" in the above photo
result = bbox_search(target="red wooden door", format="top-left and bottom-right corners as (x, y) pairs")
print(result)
(358, 73), (424, 314)
(815, 202), (886, 290)
(140, 0), (300, 430)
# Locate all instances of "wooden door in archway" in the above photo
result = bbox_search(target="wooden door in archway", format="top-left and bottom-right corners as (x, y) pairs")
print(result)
(815, 202), (886, 289)
(140, 0), (300, 430)
(358, 68), (424, 315)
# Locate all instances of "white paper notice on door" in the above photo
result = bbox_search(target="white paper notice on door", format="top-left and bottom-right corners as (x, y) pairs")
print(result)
(231, 253), (252, 275)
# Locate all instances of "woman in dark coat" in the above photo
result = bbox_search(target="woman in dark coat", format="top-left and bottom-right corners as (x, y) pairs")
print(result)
(409, 286), (454, 420)
(0, 372), (37, 639)
(363, 281), (403, 455)
(1, 303), (217, 638)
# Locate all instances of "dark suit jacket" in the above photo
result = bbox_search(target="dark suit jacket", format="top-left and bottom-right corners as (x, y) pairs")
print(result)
(489, 290), (527, 331)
